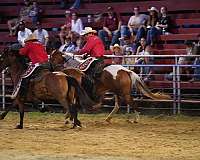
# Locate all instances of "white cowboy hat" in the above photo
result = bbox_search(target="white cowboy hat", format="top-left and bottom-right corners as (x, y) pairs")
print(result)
(111, 44), (122, 52)
(80, 27), (97, 36)
(148, 6), (158, 12)
(24, 34), (38, 43)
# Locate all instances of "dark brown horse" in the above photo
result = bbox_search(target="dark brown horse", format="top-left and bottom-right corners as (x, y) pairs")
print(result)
(0, 48), (95, 129)
(50, 50), (171, 123)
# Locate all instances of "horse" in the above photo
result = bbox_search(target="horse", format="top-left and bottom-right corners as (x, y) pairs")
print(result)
(50, 50), (171, 123)
(0, 48), (95, 129)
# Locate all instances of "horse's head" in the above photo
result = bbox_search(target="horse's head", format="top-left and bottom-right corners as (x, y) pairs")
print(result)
(50, 49), (65, 66)
(0, 47), (28, 73)
(0, 47), (16, 72)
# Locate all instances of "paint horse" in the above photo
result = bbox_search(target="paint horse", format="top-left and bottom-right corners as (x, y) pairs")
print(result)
(0, 48), (95, 129)
(50, 50), (171, 123)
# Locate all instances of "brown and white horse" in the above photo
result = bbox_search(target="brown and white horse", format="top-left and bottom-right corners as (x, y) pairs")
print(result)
(50, 50), (171, 123)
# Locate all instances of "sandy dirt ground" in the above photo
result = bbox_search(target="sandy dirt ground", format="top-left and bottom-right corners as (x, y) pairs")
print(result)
(0, 112), (200, 160)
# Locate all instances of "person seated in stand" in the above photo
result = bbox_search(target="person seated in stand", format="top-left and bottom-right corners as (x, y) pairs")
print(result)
(59, 10), (72, 45)
(190, 34), (200, 82)
(33, 21), (49, 48)
(71, 12), (84, 36)
(29, 0), (43, 26)
(7, 0), (32, 36)
(146, 7), (159, 46)
(156, 6), (172, 35)
(135, 37), (154, 82)
(127, 6), (148, 43)
(98, 6), (122, 49)
(166, 40), (196, 81)
(59, 35), (76, 53)
(93, 12), (104, 33)
(111, 44), (123, 65)
(11, 33), (49, 99)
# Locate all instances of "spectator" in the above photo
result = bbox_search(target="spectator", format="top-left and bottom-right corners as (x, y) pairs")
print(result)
(7, 0), (32, 36)
(29, 0), (43, 26)
(71, 12), (84, 35)
(84, 14), (94, 28)
(127, 6), (148, 42)
(60, 0), (81, 10)
(178, 40), (195, 79)
(123, 46), (135, 71)
(93, 12), (104, 33)
(59, 10), (72, 45)
(156, 6), (172, 35)
(98, 6), (122, 49)
(190, 34), (200, 81)
(121, 34), (137, 54)
(33, 22), (49, 47)
(111, 44), (123, 64)
(135, 38), (154, 81)
(17, 21), (32, 47)
(166, 40), (198, 81)
(59, 35), (76, 53)
(146, 7), (159, 46)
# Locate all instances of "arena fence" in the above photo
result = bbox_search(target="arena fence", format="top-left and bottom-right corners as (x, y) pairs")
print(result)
(1, 54), (200, 114)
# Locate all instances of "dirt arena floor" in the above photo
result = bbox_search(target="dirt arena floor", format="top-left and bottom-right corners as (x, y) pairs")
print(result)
(0, 112), (200, 160)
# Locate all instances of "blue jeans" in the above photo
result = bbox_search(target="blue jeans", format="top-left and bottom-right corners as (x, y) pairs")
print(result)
(98, 29), (120, 48)
(70, 0), (80, 9)
(120, 26), (146, 42)
(146, 27), (161, 45)
(193, 58), (200, 80)
(60, 0), (80, 9)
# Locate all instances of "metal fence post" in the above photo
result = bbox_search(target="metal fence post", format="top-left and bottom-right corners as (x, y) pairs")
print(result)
(172, 65), (177, 114)
(176, 57), (181, 114)
(2, 70), (5, 110)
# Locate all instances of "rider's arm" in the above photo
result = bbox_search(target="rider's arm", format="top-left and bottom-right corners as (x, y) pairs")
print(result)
(78, 37), (93, 55)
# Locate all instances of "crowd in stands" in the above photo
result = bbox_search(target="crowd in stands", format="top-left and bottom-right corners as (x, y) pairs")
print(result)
(6, 0), (200, 82)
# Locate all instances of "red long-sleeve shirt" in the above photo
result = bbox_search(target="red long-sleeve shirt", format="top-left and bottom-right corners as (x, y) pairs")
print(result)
(78, 35), (105, 58)
(19, 41), (48, 64)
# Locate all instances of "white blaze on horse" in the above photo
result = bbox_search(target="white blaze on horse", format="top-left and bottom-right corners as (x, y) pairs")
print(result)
(50, 50), (171, 123)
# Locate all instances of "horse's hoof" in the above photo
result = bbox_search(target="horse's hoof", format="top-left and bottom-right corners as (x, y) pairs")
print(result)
(15, 124), (23, 129)
(0, 114), (4, 120)
(105, 118), (112, 124)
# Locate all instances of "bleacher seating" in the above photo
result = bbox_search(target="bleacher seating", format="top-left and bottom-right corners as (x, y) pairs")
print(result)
(0, 0), (200, 92)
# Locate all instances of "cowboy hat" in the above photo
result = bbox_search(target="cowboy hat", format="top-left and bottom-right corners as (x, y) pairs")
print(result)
(24, 34), (38, 43)
(111, 44), (122, 52)
(148, 6), (158, 12)
(80, 27), (97, 36)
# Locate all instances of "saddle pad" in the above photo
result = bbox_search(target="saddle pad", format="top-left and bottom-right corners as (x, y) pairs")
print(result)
(21, 63), (40, 78)
(77, 57), (97, 72)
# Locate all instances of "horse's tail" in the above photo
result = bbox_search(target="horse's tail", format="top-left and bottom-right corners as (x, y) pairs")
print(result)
(129, 71), (171, 100)
(66, 76), (95, 110)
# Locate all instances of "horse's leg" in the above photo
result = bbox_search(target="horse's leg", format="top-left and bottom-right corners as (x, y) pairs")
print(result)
(69, 104), (81, 128)
(15, 99), (25, 129)
(0, 100), (18, 120)
(105, 95), (120, 123)
(124, 94), (140, 123)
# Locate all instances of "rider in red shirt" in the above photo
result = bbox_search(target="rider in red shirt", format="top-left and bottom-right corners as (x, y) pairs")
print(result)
(78, 27), (105, 58)
(11, 34), (49, 99)
(19, 34), (48, 64)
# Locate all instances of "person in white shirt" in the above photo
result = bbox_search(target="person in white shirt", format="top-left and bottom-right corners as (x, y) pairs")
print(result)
(33, 21), (49, 47)
(71, 12), (83, 35)
(128, 6), (148, 42)
(17, 21), (32, 46)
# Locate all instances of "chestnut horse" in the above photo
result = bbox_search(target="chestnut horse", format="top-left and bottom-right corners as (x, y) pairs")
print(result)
(50, 50), (171, 123)
(0, 48), (95, 129)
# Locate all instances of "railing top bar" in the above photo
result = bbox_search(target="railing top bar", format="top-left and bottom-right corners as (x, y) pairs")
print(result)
(103, 55), (200, 58)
